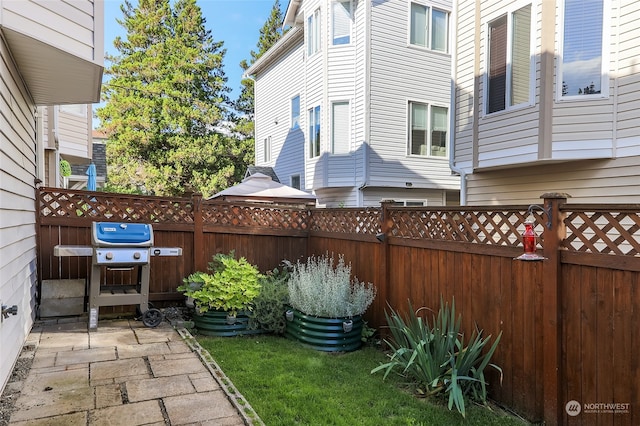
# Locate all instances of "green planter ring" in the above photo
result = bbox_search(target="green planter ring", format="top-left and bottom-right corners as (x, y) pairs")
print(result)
(285, 308), (363, 352)
(193, 310), (263, 337)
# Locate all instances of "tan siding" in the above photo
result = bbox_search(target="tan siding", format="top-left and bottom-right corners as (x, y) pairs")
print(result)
(1, 0), (97, 59)
(467, 156), (640, 205)
(0, 37), (37, 395)
(57, 107), (91, 159)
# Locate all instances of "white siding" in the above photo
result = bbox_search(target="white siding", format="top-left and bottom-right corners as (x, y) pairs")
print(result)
(0, 37), (38, 394)
(254, 32), (307, 192)
(363, 187), (448, 207)
(57, 106), (92, 161)
(368, 0), (459, 191)
(314, 186), (358, 207)
(1, 0), (99, 60)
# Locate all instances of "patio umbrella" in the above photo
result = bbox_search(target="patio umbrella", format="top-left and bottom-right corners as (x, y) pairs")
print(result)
(86, 163), (97, 191)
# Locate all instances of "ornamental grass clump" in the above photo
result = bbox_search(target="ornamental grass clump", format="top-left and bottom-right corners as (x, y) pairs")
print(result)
(371, 298), (502, 418)
(288, 254), (376, 318)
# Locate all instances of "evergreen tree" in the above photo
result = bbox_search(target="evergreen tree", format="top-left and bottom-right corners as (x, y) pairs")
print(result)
(234, 0), (284, 140)
(96, 0), (245, 197)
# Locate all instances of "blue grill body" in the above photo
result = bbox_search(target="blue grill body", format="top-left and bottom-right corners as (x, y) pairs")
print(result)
(92, 222), (153, 247)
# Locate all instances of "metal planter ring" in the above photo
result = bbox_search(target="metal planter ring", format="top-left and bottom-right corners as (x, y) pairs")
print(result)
(285, 308), (363, 352)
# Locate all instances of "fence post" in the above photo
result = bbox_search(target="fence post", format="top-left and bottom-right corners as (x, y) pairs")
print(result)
(541, 193), (568, 426)
(192, 194), (206, 272)
(378, 200), (394, 328)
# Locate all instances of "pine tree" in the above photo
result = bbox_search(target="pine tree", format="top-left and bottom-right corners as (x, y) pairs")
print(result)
(234, 0), (284, 140)
(96, 0), (245, 197)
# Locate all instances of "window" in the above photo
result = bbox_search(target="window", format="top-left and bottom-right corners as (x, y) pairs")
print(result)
(263, 136), (271, 163)
(307, 8), (321, 56)
(409, 2), (449, 52)
(291, 175), (301, 190)
(332, 1), (351, 45)
(291, 96), (300, 129)
(408, 101), (448, 157)
(60, 104), (87, 116)
(308, 106), (321, 158)
(393, 200), (427, 207)
(560, 0), (605, 97)
(331, 101), (350, 154)
(486, 4), (532, 114)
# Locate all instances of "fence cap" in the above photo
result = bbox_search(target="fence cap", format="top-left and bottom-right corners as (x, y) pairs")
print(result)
(540, 192), (571, 200)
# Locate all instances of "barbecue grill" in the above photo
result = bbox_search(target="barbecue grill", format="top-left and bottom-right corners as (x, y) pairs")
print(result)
(54, 222), (182, 330)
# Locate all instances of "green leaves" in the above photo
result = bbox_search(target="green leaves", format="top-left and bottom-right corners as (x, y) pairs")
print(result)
(178, 252), (262, 316)
(97, 0), (248, 197)
(371, 298), (502, 418)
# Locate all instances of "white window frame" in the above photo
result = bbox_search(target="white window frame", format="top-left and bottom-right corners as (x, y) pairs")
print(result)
(308, 105), (321, 158)
(332, 0), (352, 46)
(59, 104), (87, 117)
(291, 95), (301, 129)
(407, 101), (448, 158)
(483, 2), (535, 116)
(331, 101), (350, 154)
(556, 0), (609, 101)
(263, 136), (272, 163)
(393, 200), (427, 207)
(307, 8), (321, 57)
(408, 1), (449, 53)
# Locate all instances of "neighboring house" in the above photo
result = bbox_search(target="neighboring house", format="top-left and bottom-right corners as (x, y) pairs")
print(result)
(39, 105), (97, 188)
(246, 0), (460, 207)
(0, 0), (103, 394)
(69, 130), (107, 190)
(452, 0), (640, 205)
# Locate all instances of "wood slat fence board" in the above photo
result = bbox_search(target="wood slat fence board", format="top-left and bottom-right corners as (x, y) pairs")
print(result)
(35, 188), (640, 425)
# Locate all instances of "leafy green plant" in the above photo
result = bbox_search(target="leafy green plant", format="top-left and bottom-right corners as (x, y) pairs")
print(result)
(287, 253), (376, 318)
(248, 262), (292, 334)
(371, 298), (502, 418)
(178, 252), (262, 315)
(59, 159), (72, 177)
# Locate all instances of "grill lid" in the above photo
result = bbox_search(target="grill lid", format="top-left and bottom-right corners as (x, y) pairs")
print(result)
(92, 222), (154, 247)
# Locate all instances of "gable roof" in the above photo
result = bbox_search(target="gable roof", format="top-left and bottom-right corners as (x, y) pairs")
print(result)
(245, 166), (281, 183)
(207, 173), (316, 205)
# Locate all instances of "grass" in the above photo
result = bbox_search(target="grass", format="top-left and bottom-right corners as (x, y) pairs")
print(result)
(196, 334), (529, 426)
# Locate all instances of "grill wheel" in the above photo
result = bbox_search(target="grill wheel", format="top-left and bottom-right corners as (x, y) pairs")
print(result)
(142, 308), (164, 328)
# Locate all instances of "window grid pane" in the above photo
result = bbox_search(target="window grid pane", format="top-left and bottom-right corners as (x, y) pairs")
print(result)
(431, 106), (447, 157)
(291, 96), (300, 129)
(487, 16), (507, 113)
(431, 9), (448, 52)
(410, 3), (427, 47)
(511, 5), (531, 106)
(562, 0), (603, 96)
(410, 102), (428, 155)
(332, 102), (350, 154)
(333, 1), (351, 45)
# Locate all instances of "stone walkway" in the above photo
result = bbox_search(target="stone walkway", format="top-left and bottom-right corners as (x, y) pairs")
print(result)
(5, 318), (261, 425)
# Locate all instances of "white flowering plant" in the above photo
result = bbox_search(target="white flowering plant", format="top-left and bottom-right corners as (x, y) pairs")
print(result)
(287, 253), (376, 318)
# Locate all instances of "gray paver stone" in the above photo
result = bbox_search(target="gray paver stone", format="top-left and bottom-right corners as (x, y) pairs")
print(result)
(163, 390), (239, 425)
(126, 374), (195, 402)
(90, 400), (164, 426)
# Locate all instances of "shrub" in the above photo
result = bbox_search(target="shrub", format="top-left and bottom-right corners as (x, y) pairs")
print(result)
(371, 298), (502, 418)
(288, 254), (376, 318)
(178, 251), (262, 315)
(248, 262), (292, 334)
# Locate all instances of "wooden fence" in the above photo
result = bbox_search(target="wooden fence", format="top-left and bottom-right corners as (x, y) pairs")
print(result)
(36, 188), (639, 426)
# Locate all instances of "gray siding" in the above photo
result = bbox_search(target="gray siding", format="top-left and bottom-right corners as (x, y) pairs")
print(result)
(0, 37), (38, 393)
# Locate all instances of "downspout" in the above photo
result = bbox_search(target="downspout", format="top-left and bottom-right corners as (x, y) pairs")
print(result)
(242, 72), (258, 166)
(357, 0), (372, 206)
(448, 0), (467, 205)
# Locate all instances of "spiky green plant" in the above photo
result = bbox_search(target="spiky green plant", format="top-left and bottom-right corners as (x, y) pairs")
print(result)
(371, 298), (502, 418)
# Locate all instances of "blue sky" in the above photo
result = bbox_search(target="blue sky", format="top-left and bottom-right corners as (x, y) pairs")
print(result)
(98, 0), (279, 126)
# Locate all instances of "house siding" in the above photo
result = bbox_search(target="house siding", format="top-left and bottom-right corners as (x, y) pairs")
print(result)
(57, 106), (92, 161)
(253, 31), (307, 193)
(454, 0), (640, 204)
(1, 0), (99, 60)
(368, 0), (458, 191)
(0, 36), (38, 393)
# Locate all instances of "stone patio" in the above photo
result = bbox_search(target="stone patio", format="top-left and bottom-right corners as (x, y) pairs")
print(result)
(4, 318), (261, 425)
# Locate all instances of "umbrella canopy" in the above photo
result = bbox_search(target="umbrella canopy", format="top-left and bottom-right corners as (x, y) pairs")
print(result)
(86, 163), (97, 191)
(208, 173), (316, 205)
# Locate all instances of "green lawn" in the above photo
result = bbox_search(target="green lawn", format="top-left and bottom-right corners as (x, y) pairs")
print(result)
(197, 334), (529, 426)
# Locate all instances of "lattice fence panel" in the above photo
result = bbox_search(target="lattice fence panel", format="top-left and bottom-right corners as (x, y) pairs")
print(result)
(562, 208), (640, 255)
(390, 207), (538, 246)
(202, 203), (310, 230)
(39, 189), (195, 223)
(309, 208), (382, 235)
